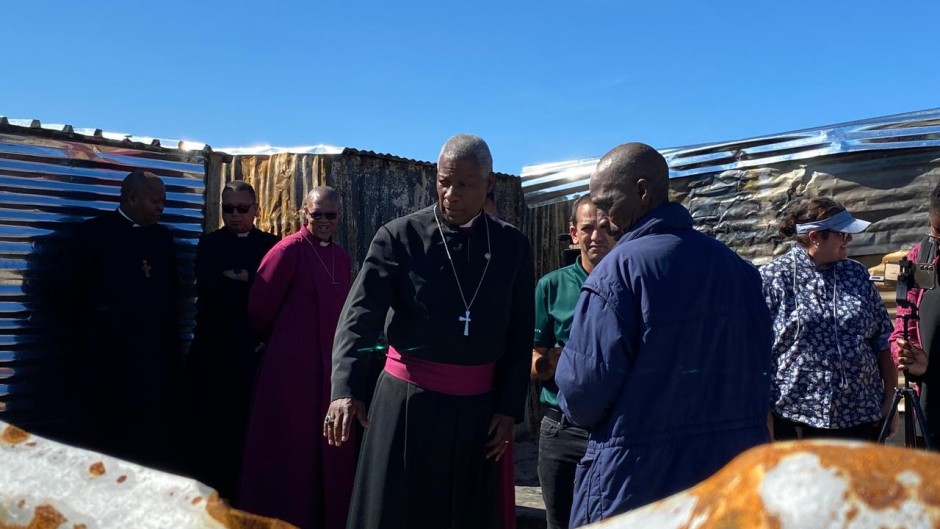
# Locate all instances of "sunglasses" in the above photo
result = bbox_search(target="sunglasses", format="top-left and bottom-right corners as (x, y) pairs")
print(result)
(222, 204), (253, 214)
(310, 212), (338, 220)
(815, 230), (850, 242)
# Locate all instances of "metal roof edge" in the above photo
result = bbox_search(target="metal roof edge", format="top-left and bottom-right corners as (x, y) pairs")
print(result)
(521, 107), (940, 207)
(0, 116), (209, 153)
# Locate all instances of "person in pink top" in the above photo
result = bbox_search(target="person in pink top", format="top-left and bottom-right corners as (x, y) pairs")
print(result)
(890, 183), (938, 449)
(240, 186), (356, 529)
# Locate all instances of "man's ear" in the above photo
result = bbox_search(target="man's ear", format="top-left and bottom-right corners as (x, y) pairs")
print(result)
(636, 178), (651, 206)
(569, 224), (578, 245)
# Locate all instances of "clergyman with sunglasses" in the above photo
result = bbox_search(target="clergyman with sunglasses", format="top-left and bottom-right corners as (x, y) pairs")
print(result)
(182, 180), (278, 500)
(760, 197), (897, 441)
(240, 186), (357, 529)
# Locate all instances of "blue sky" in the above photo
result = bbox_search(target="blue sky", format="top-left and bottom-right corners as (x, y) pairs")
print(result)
(3, 1), (939, 174)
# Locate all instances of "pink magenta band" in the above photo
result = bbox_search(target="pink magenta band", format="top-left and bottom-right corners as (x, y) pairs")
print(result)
(384, 346), (495, 396)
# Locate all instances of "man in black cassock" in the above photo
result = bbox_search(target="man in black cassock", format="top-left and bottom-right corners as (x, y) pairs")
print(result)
(61, 170), (180, 469)
(183, 180), (278, 501)
(326, 134), (535, 529)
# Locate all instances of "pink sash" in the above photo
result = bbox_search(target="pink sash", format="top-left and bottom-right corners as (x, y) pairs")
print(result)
(384, 346), (495, 395)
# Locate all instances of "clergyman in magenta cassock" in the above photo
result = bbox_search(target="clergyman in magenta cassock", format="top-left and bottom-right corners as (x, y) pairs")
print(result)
(239, 187), (356, 529)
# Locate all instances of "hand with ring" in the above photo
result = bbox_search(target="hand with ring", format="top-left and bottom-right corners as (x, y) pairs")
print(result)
(323, 397), (369, 447)
(485, 413), (514, 461)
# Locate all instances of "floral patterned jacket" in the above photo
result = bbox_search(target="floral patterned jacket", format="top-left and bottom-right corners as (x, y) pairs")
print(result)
(760, 246), (892, 428)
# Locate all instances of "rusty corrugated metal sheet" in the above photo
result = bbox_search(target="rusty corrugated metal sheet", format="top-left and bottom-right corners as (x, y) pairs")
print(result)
(586, 440), (940, 528)
(0, 118), (207, 431)
(0, 420), (298, 529)
(208, 149), (524, 274)
(212, 152), (329, 237)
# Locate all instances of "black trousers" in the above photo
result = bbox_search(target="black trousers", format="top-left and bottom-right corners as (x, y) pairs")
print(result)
(772, 414), (879, 442)
(537, 412), (589, 529)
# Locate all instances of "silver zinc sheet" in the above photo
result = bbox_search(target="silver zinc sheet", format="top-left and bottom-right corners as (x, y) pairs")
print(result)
(0, 117), (207, 429)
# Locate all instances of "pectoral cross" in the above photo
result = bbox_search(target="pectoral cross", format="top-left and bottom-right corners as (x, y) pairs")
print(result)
(459, 310), (471, 336)
(141, 260), (152, 279)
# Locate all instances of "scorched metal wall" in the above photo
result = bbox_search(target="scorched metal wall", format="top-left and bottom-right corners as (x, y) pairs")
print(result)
(210, 148), (525, 273)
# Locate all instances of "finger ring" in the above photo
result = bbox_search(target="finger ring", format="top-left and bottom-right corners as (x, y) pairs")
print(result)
(324, 416), (335, 425)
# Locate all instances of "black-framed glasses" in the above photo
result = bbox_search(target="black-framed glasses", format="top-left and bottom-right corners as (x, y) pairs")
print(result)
(310, 212), (338, 220)
(222, 204), (253, 214)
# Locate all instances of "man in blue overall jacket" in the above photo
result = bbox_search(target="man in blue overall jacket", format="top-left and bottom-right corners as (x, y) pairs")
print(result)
(556, 142), (773, 525)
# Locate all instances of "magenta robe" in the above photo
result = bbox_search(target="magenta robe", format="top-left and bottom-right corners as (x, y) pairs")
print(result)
(240, 226), (355, 529)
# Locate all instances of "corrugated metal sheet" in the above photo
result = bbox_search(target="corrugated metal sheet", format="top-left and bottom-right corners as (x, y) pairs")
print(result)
(526, 149), (940, 284)
(208, 149), (524, 273)
(522, 110), (940, 282)
(522, 107), (940, 207)
(0, 117), (207, 431)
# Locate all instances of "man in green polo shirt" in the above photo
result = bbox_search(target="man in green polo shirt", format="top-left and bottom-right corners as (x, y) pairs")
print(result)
(531, 193), (617, 529)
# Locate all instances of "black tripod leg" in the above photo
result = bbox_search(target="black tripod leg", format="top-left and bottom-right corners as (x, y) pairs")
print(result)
(907, 392), (932, 450)
(903, 390), (917, 448)
(877, 388), (904, 444)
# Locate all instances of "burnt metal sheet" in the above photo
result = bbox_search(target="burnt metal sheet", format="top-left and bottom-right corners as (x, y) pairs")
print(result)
(208, 150), (524, 274)
(671, 148), (940, 264)
(0, 421), (298, 529)
(586, 440), (940, 528)
(522, 107), (940, 207)
(0, 118), (207, 431)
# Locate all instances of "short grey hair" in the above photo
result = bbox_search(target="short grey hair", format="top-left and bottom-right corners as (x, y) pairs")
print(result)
(438, 134), (493, 176)
(305, 186), (342, 212)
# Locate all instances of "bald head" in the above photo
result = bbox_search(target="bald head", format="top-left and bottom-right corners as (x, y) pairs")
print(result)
(121, 170), (164, 196)
(120, 170), (166, 227)
(589, 142), (669, 233)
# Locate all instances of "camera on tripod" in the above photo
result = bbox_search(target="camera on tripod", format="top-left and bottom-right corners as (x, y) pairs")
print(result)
(895, 257), (937, 307)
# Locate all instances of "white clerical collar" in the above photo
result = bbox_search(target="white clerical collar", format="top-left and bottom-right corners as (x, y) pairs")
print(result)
(116, 207), (140, 228)
(236, 231), (250, 238)
(460, 212), (482, 229)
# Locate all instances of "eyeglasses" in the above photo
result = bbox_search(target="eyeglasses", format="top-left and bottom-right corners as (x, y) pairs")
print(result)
(817, 230), (850, 242)
(222, 204), (253, 214)
(310, 211), (338, 220)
